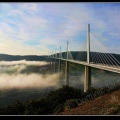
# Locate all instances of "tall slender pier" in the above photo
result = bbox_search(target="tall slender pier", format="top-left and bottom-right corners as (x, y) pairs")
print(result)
(58, 46), (62, 88)
(84, 24), (91, 93)
(65, 41), (69, 86)
(54, 49), (56, 73)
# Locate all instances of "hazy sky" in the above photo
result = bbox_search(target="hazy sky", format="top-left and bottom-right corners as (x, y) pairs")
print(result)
(0, 2), (120, 55)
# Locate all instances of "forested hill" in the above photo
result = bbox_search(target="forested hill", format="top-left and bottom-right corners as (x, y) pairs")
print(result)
(0, 52), (120, 62)
(0, 54), (47, 61)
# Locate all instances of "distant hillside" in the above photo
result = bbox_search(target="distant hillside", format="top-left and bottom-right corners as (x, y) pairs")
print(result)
(56, 51), (120, 65)
(0, 52), (119, 62)
(58, 51), (120, 61)
(0, 54), (47, 61)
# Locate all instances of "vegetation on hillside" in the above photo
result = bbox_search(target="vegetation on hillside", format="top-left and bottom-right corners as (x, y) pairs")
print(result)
(0, 54), (47, 61)
(0, 81), (120, 115)
(0, 86), (82, 115)
(58, 90), (120, 115)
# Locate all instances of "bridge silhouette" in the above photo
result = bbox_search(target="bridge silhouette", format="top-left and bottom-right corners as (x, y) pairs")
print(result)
(47, 24), (120, 92)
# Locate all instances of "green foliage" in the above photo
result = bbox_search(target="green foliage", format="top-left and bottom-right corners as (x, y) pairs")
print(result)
(0, 84), (119, 115)
(98, 82), (120, 95)
(0, 54), (47, 61)
(53, 104), (65, 114)
(65, 99), (78, 109)
(85, 87), (97, 95)
(42, 85), (83, 113)
(0, 100), (25, 115)
(0, 86), (82, 115)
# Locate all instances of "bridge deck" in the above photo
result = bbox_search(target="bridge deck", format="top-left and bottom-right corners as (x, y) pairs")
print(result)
(49, 57), (120, 74)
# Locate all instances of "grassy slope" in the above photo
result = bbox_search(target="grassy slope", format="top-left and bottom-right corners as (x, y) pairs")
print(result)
(57, 90), (120, 115)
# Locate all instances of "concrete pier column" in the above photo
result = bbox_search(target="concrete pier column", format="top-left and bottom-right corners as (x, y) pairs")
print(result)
(59, 59), (61, 72)
(58, 46), (62, 88)
(65, 41), (69, 86)
(50, 51), (52, 71)
(48, 51), (50, 68)
(84, 66), (91, 92)
(54, 49), (56, 73)
(51, 58), (53, 71)
(58, 59), (61, 88)
(65, 61), (69, 86)
(52, 51), (54, 72)
(50, 58), (52, 70)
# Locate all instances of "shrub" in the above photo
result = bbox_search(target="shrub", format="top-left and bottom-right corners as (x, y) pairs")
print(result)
(65, 99), (78, 110)
(0, 86), (86, 115)
(53, 104), (65, 114)
(85, 87), (97, 95)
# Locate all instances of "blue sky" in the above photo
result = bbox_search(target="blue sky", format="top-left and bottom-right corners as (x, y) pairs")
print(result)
(0, 2), (120, 55)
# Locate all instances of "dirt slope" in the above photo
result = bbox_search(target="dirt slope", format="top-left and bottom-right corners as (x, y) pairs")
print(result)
(57, 90), (120, 115)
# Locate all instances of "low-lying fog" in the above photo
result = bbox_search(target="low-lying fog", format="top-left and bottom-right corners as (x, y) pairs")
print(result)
(0, 60), (59, 106)
(0, 60), (119, 106)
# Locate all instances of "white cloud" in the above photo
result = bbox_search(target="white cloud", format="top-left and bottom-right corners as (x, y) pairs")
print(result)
(106, 32), (120, 37)
(0, 3), (48, 42)
(19, 3), (39, 13)
(0, 32), (48, 55)
(0, 22), (15, 34)
(58, 6), (91, 38)
(0, 3), (119, 55)
(8, 9), (23, 16)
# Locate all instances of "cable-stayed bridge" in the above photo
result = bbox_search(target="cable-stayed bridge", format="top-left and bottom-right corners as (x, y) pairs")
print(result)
(47, 24), (120, 92)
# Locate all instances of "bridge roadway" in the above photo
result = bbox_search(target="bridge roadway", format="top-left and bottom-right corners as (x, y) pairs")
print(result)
(50, 57), (120, 74)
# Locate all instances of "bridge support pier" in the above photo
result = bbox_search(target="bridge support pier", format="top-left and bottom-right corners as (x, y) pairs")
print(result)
(51, 58), (53, 71)
(65, 61), (69, 86)
(54, 58), (56, 73)
(59, 59), (61, 72)
(50, 58), (52, 69)
(84, 66), (91, 93)
(58, 59), (61, 88)
(58, 46), (62, 88)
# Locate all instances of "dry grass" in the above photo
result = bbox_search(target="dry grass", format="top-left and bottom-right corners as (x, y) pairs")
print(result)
(109, 95), (120, 105)
(57, 90), (120, 115)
